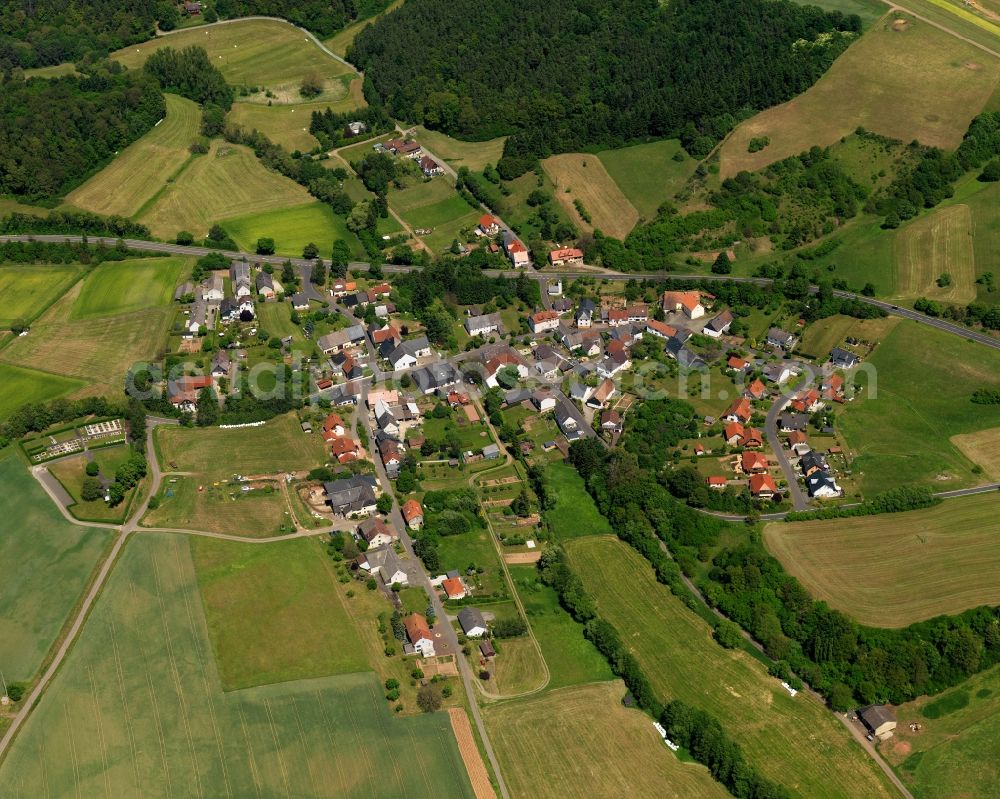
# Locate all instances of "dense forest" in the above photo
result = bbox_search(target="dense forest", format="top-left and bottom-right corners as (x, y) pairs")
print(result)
(566, 435), (1000, 710)
(351, 0), (861, 174)
(0, 68), (164, 198)
(215, 0), (395, 36)
(0, 0), (158, 70)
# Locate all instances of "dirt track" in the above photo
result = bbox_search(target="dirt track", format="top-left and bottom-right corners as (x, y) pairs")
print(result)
(448, 708), (498, 799)
(503, 551), (542, 564)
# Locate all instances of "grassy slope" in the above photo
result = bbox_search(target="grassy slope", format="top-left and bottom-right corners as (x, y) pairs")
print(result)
(64, 95), (201, 218)
(838, 320), (1000, 493)
(597, 139), (698, 220)
(508, 563), (614, 690)
(70, 257), (186, 320)
(154, 413), (327, 477)
(0, 533), (475, 798)
(407, 125), (507, 172)
(138, 139), (313, 239)
(0, 284), (173, 398)
(0, 363), (87, 417)
(542, 461), (613, 540)
(763, 493), (1000, 627)
(112, 19), (352, 89)
(568, 536), (897, 799)
(894, 204), (976, 304)
(541, 153), (640, 239)
(222, 200), (363, 258)
(0, 451), (110, 681)
(190, 536), (369, 690)
(884, 664), (1000, 799)
(719, 15), (1000, 177)
(0, 264), (83, 326)
(485, 681), (730, 799)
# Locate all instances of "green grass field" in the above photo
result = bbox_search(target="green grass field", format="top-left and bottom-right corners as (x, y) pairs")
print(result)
(892, 0), (1000, 52)
(22, 62), (78, 79)
(64, 94), (201, 218)
(191, 537), (369, 690)
(798, 315), (899, 360)
(542, 153), (640, 239)
(508, 564), (613, 690)
(222, 200), (363, 258)
(0, 451), (111, 681)
(763, 493), (1000, 626)
(894, 204), (976, 304)
(407, 125), (506, 172)
(962, 178), (1000, 305)
(597, 139), (698, 220)
(0, 285), (173, 398)
(0, 533), (475, 798)
(70, 258), (187, 320)
(142, 475), (294, 537)
(719, 16), (999, 177)
(884, 664), (1000, 799)
(155, 413), (327, 477)
(0, 265), (83, 326)
(838, 320), (1000, 493)
(542, 461), (613, 540)
(257, 301), (305, 342)
(485, 680), (729, 799)
(138, 139), (313, 239)
(0, 363), (86, 418)
(390, 179), (481, 253)
(567, 536), (897, 799)
(112, 19), (353, 92)
(48, 446), (139, 524)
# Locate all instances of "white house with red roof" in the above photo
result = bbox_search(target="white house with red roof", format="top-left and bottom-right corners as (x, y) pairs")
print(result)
(662, 290), (705, 319)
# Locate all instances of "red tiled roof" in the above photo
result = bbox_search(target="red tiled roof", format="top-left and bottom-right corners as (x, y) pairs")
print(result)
(442, 577), (465, 598)
(647, 320), (678, 337)
(404, 613), (432, 643)
(549, 247), (583, 262)
(707, 476), (727, 487)
(728, 356), (748, 370)
(741, 451), (768, 472)
(725, 397), (752, 422)
(750, 473), (778, 495)
(746, 379), (766, 400)
(402, 499), (423, 522)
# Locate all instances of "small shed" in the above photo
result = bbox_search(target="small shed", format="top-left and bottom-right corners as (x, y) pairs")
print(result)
(479, 640), (496, 659)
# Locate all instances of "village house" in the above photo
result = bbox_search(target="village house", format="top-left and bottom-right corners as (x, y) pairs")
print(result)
(529, 309), (560, 334)
(386, 138), (422, 159)
(457, 607), (488, 638)
(345, 120), (367, 137)
(787, 430), (810, 455)
(778, 412), (810, 433)
(548, 247), (584, 267)
(318, 325), (366, 354)
(703, 310), (734, 338)
(502, 230), (530, 268)
(587, 378), (618, 409)
(575, 298), (597, 328)
(256, 271), (275, 299)
(291, 292), (310, 311)
(766, 327), (798, 351)
(404, 613), (435, 657)
(707, 475), (728, 490)
(727, 355), (749, 371)
(369, 324), (401, 348)
(531, 388), (557, 412)
(806, 470), (841, 498)
(412, 361), (460, 394)
(646, 319), (678, 340)
(211, 350), (231, 379)
(386, 336), (432, 370)
(548, 279), (563, 296)
(601, 409), (623, 433)
(744, 378), (767, 401)
(749, 473), (778, 499)
(357, 517), (397, 549)
(763, 363), (793, 385)
(829, 347), (859, 369)
(419, 155), (444, 176)
(741, 451), (769, 475)
(723, 397), (753, 424)
(822, 372), (846, 401)
(798, 450), (829, 477)
(442, 576), (468, 600)
(478, 214), (501, 236)
(555, 402), (581, 439)
(329, 436), (361, 463)
(562, 330), (601, 356)
(201, 276), (225, 302)
(324, 475), (379, 516)
(662, 290), (705, 319)
(465, 312), (503, 337)
(607, 308), (629, 327)
(402, 499), (424, 530)
(331, 278), (357, 297)
(358, 546), (408, 587)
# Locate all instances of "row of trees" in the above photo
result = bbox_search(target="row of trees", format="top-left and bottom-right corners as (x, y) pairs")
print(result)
(352, 0), (860, 175)
(566, 437), (1000, 709)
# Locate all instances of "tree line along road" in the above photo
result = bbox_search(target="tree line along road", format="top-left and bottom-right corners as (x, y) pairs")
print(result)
(2, 234), (998, 352)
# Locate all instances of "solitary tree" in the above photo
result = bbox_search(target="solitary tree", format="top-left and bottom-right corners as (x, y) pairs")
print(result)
(711, 250), (732, 274)
(300, 71), (323, 98)
(303, 242), (319, 260)
(416, 684), (442, 713)
(256, 237), (276, 255)
(81, 476), (104, 502)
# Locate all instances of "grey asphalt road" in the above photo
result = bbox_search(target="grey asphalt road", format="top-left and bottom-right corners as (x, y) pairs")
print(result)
(764, 396), (810, 512)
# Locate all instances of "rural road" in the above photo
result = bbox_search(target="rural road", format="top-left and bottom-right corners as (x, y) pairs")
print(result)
(2, 235), (996, 351)
(357, 387), (512, 799)
(764, 395), (810, 511)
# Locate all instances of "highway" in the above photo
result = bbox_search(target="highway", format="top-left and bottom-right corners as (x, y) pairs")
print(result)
(3, 234), (996, 351)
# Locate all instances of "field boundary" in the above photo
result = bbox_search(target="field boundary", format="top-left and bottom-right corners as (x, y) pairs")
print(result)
(448, 708), (497, 799)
